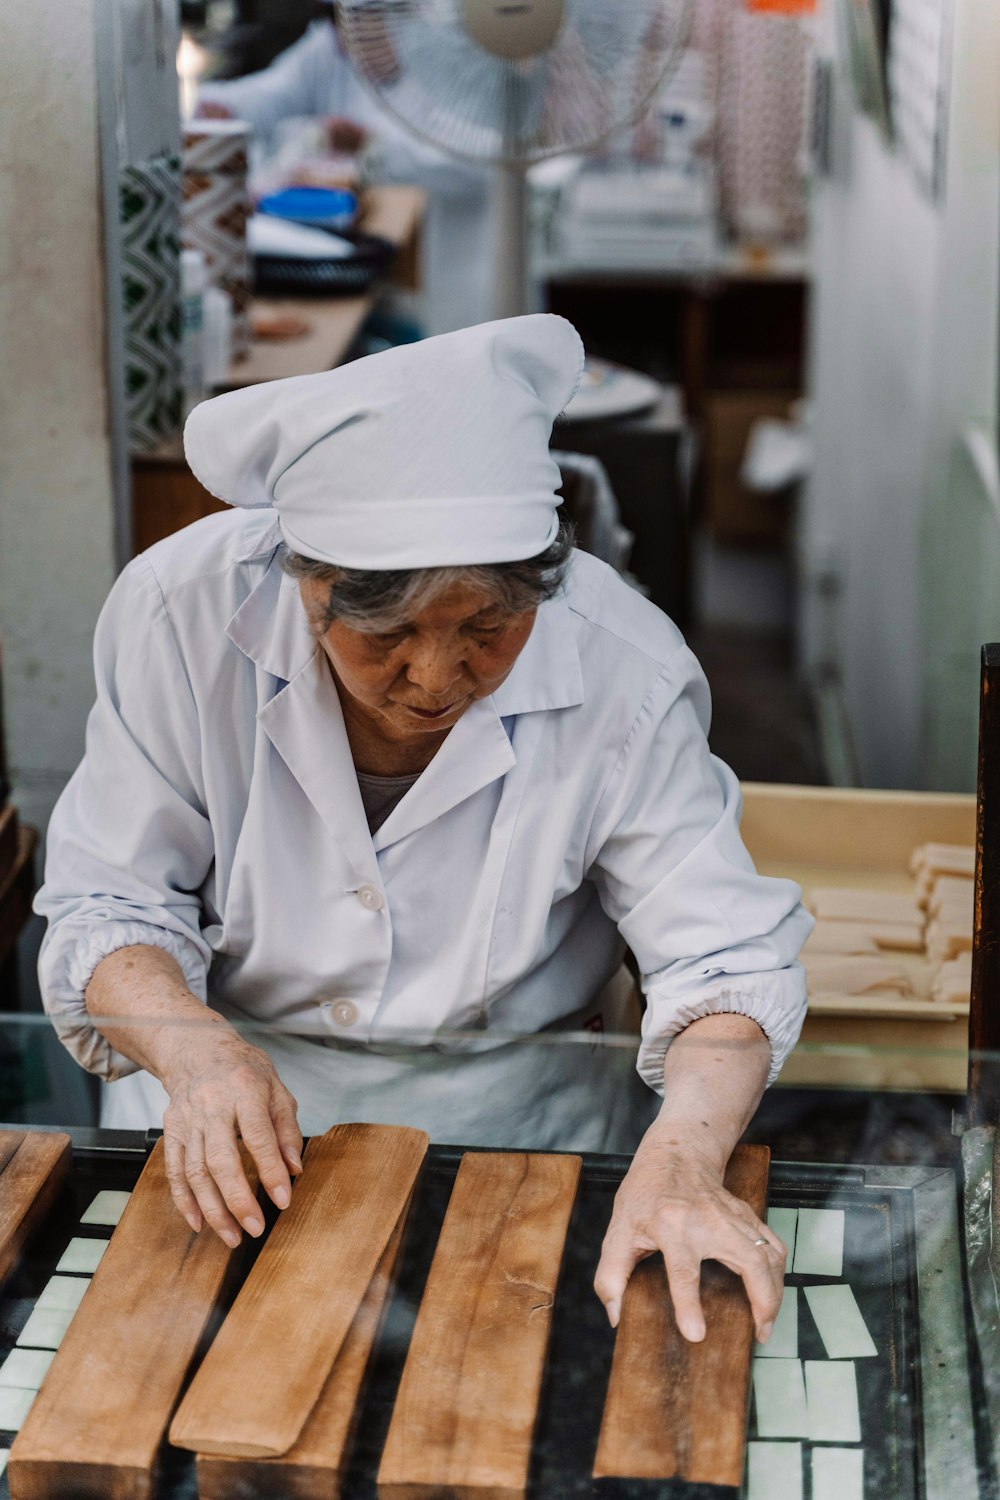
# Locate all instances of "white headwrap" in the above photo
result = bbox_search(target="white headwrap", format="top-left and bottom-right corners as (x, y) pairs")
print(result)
(183, 314), (585, 569)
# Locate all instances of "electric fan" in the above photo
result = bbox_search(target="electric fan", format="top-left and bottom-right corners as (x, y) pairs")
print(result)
(337, 0), (691, 319)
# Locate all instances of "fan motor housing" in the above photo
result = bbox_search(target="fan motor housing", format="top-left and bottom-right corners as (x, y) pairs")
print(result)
(460, 0), (565, 60)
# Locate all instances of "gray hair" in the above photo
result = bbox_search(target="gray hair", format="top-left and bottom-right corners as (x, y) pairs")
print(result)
(282, 518), (575, 634)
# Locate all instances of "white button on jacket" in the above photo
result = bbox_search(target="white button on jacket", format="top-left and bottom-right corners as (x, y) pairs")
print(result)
(36, 510), (811, 1097)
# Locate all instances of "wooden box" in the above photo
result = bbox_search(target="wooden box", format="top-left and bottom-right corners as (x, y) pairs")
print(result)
(703, 390), (799, 544)
(740, 782), (976, 1093)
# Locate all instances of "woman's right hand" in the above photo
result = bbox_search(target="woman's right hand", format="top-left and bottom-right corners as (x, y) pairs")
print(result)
(162, 1032), (303, 1247)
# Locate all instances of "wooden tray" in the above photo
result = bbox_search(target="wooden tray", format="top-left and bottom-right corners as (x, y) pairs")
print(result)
(741, 783), (976, 1091)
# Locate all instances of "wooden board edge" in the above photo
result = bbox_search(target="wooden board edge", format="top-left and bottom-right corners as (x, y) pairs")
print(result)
(170, 1124), (429, 1458)
(592, 1143), (768, 1485)
(193, 1189), (417, 1496)
(0, 1132), (72, 1289)
(6, 1456), (153, 1500)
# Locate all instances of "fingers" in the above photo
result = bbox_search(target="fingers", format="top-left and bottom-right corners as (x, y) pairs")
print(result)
(270, 1084), (304, 1178)
(163, 1129), (202, 1235)
(715, 1228), (786, 1342)
(181, 1126), (245, 1248)
(662, 1251), (707, 1343)
(237, 1096), (294, 1211)
(594, 1231), (645, 1329)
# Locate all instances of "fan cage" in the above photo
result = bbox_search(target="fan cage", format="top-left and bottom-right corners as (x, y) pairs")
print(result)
(337, 0), (693, 167)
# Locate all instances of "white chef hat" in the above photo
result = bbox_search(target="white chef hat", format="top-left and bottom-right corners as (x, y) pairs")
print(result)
(183, 314), (585, 569)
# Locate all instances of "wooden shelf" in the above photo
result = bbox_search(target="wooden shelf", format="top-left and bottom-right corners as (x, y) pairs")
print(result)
(741, 782), (976, 1093)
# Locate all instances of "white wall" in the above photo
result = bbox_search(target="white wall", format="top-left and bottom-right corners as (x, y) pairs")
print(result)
(0, 1), (121, 832)
(800, 0), (1000, 791)
(0, 0), (181, 833)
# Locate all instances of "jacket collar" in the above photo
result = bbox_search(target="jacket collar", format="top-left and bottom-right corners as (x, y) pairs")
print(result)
(224, 552), (585, 863)
(226, 549), (317, 684)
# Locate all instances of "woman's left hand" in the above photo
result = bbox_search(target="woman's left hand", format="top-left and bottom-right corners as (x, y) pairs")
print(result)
(593, 1131), (787, 1344)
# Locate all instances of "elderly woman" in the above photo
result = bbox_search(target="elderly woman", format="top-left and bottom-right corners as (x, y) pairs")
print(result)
(37, 316), (810, 1343)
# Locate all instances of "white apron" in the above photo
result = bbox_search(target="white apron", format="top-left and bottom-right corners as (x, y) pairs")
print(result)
(100, 967), (656, 1154)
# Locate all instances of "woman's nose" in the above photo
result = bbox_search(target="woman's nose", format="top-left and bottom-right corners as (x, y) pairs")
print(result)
(405, 647), (464, 698)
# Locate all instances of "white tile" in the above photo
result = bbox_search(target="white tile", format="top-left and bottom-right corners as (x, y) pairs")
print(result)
(804, 1284), (877, 1359)
(812, 1446), (864, 1500)
(36, 1275), (90, 1313)
(753, 1359), (809, 1438)
(80, 1190), (131, 1227)
(0, 1386), (35, 1431)
(746, 1441), (803, 1500)
(767, 1207), (798, 1265)
(792, 1209), (845, 1277)
(0, 1349), (55, 1391)
(17, 1307), (74, 1351)
(805, 1360), (861, 1443)
(56, 1238), (107, 1274)
(757, 1287), (798, 1359)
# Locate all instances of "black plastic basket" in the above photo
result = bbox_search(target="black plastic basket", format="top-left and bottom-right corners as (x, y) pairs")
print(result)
(251, 231), (397, 298)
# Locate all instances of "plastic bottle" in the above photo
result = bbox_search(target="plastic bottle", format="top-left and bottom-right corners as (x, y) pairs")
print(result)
(180, 249), (207, 414)
(202, 286), (234, 388)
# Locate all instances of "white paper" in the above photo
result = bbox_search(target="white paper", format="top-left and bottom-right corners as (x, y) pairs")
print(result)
(17, 1307), (75, 1351)
(812, 1445), (864, 1500)
(804, 1284), (877, 1359)
(792, 1209), (844, 1277)
(36, 1275), (90, 1313)
(56, 1238), (108, 1274)
(81, 1190), (131, 1227)
(0, 1349), (55, 1391)
(747, 1441), (803, 1500)
(805, 1360), (861, 1442)
(753, 1359), (809, 1438)
(0, 1386), (35, 1431)
(767, 1207), (798, 1265)
(757, 1287), (798, 1359)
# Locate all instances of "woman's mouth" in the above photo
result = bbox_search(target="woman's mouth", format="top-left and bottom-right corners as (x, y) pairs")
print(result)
(404, 702), (459, 720)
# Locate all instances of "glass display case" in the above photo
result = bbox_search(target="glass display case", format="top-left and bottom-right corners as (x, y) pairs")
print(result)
(0, 1012), (993, 1499)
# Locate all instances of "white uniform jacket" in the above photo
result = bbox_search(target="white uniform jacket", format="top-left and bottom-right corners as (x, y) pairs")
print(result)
(37, 509), (811, 1105)
(197, 21), (494, 335)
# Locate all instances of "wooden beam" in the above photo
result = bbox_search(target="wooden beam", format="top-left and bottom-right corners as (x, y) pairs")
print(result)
(9, 1139), (251, 1500)
(377, 1151), (582, 1500)
(0, 1131), (70, 1290)
(593, 1144), (770, 1488)
(170, 1123), (428, 1460)
(968, 644), (1000, 1124)
(196, 1204), (409, 1500)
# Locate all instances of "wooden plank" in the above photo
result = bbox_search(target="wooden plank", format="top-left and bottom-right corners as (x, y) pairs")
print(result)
(378, 1150), (582, 1500)
(593, 1144), (770, 1488)
(968, 644), (1000, 1122)
(740, 781), (976, 872)
(0, 1132), (70, 1290)
(9, 1139), (252, 1500)
(197, 1204), (409, 1500)
(171, 1123), (428, 1460)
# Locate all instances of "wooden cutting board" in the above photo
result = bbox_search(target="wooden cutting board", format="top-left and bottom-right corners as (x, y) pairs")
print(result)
(593, 1143), (770, 1488)
(170, 1123), (428, 1460)
(378, 1150), (582, 1500)
(196, 1201), (409, 1500)
(9, 1139), (252, 1500)
(0, 1130), (70, 1290)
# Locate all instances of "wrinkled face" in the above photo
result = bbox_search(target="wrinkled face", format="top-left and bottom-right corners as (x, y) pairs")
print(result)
(299, 578), (536, 745)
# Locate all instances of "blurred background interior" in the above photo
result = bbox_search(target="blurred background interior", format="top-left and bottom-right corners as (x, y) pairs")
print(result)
(0, 0), (998, 1142)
